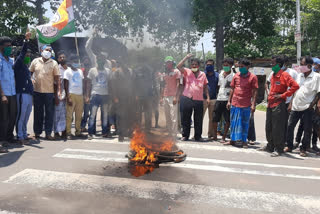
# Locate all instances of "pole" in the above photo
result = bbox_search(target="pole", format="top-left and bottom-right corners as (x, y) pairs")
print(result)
(296, 0), (301, 65)
(202, 43), (206, 61)
(74, 31), (80, 64)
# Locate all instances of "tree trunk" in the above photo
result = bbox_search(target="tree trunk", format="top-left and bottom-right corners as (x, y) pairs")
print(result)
(215, 18), (224, 71)
(215, 1), (224, 71)
(35, 0), (45, 25)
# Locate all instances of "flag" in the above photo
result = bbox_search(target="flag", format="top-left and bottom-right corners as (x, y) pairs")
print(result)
(36, 0), (76, 44)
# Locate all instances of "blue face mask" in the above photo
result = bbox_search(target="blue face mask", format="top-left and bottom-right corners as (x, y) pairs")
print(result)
(206, 65), (214, 73)
(72, 63), (80, 69)
(239, 67), (248, 75)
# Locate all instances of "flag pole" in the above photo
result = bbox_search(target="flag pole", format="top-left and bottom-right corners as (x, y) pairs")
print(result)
(74, 31), (80, 63)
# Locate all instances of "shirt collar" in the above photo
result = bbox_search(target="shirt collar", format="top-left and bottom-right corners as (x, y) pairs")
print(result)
(300, 71), (315, 79)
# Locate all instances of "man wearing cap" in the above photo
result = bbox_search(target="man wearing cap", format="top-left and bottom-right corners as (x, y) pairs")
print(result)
(203, 59), (219, 139)
(14, 32), (33, 145)
(29, 45), (60, 140)
(160, 56), (181, 136)
(0, 36), (16, 153)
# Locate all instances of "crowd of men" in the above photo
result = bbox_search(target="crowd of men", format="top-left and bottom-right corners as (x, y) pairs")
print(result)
(1, 32), (320, 158)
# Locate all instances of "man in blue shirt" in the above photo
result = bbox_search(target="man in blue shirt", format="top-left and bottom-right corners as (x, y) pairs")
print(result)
(203, 59), (219, 139)
(0, 36), (17, 153)
(14, 32), (33, 145)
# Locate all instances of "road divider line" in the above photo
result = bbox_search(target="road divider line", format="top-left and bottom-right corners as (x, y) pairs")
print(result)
(4, 169), (320, 213)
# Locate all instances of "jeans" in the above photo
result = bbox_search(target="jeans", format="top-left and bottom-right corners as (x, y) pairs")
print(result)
(287, 109), (313, 151)
(88, 95), (109, 135)
(33, 92), (54, 136)
(0, 95), (17, 141)
(16, 93), (32, 140)
(81, 103), (90, 129)
(181, 96), (203, 139)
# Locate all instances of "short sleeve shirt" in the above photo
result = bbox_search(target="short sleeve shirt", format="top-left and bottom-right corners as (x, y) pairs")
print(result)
(182, 68), (208, 101)
(29, 57), (60, 93)
(0, 53), (16, 96)
(292, 71), (320, 111)
(217, 72), (234, 101)
(230, 72), (258, 108)
(88, 67), (110, 95)
(64, 68), (84, 95)
(163, 69), (180, 97)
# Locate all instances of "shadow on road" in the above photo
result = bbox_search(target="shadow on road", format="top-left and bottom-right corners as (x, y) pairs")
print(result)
(0, 150), (27, 168)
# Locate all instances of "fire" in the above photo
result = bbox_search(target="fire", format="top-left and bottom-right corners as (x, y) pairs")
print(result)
(129, 128), (174, 177)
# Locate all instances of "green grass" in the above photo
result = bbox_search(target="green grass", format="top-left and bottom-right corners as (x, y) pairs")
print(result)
(256, 103), (267, 112)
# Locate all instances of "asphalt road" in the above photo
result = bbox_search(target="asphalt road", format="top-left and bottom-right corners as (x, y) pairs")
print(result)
(0, 108), (319, 214)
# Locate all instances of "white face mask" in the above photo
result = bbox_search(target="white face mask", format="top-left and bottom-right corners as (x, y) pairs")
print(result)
(42, 50), (52, 59)
(191, 68), (198, 73)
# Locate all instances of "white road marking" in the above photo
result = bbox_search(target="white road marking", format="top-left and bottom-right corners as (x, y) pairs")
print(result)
(82, 138), (318, 159)
(53, 149), (320, 180)
(4, 169), (320, 214)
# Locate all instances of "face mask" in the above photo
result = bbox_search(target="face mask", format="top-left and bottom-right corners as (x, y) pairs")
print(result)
(223, 66), (231, 72)
(206, 65), (214, 73)
(281, 65), (286, 70)
(72, 63), (80, 69)
(97, 60), (105, 69)
(24, 56), (31, 65)
(3, 47), (12, 57)
(60, 60), (66, 65)
(41, 50), (52, 59)
(191, 68), (198, 73)
(239, 67), (248, 75)
(272, 64), (281, 74)
(299, 65), (310, 73)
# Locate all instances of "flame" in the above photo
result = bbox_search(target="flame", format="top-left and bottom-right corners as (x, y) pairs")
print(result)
(129, 128), (174, 177)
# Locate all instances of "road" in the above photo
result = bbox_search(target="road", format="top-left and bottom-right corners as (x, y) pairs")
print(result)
(0, 109), (320, 214)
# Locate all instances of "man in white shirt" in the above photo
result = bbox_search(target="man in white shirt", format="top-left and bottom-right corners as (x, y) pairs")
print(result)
(286, 56), (320, 157)
(64, 55), (86, 140)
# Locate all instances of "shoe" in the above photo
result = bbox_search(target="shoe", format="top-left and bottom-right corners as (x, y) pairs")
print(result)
(242, 142), (248, 149)
(0, 146), (8, 153)
(311, 146), (320, 153)
(271, 151), (282, 157)
(118, 136), (125, 142)
(195, 138), (206, 142)
(102, 133), (112, 138)
(75, 133), (87, 139)
(54, 133), (61, 140)
(87, 135), (93, 140)
(248, 141), (255, 145)
(181, 137), (189, 141)
(299, 150), (307, 157)
(66, 135), (73, 140)
(258, 146), (273, 153)
(293, 142), (300, 149)
(223, 141), (235, 146)
(81, 128), (88, 133)
(283, 147), (292, 153)
(45, 135), (55, 141)
(34, 135), (41, 139)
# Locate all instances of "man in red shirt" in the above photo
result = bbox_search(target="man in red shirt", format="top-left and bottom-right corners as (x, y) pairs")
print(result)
(261, 56), (299, 156)
(177, 53), (210, 141)
(226, 59), (258, 148)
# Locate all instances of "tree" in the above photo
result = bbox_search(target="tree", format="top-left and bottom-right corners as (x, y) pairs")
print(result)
(0, 0), (35, 36)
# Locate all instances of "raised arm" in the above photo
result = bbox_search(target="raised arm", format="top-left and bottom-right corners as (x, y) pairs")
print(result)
(177, 53), (193, 74)
(85, 33), (97, 68)
(13, 32), (31, 70)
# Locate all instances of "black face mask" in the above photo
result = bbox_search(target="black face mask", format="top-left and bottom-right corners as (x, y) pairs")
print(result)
(60, 60), (67, 65)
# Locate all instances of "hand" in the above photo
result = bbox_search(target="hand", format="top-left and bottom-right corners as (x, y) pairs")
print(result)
(173, 97), (177, 105)
(251, 104), (256, 113)
(287, 103), (292, 113)
(67, 97), (73, 106)
(85, 96), (90, 104)
(32, 79), (35, 85)
(55, 96), (60, 106)
(186, 53), (193, 59)
(25, 32), (32, 40)
(273, 94), (282, 100)
(206, 98), (210, 106)
(114, 98), (119, 103)
(160, 98), (164, 105)
(226, 101), (231, 110)
(1, 95), (8, 104)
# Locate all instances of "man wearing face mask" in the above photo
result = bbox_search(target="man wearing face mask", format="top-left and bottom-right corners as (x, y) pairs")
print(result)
(202, 59), (219, 140)
(226, 59), (258, 148)
(177, 53), (210, 142)
(29, 45), (60, 140)
(13, 32), (33, 145)
(160, 56), (181, 136)
(261, 56), (299, 157)
(213, 58), (234, 142)
(80, 56), (92, 133)
(285, 56), (320, 157)
(0, 36), (16, 153)
(64, 55), (85, 140)
(53, 51), (68, 140)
